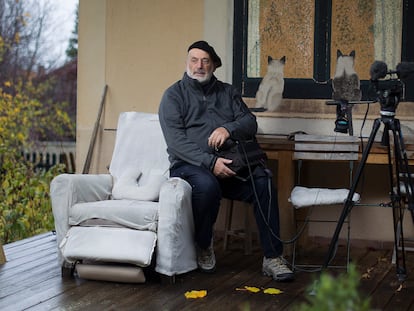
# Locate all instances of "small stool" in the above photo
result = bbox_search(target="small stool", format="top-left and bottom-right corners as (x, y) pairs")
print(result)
(223, 200), (254, 255)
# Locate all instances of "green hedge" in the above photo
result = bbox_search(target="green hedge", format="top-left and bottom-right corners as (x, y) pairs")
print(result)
(0, 81), (73, 244)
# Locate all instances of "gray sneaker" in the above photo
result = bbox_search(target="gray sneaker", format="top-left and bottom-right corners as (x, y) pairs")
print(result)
(196, 242), (216, 273)
(262, 256), (294, 282)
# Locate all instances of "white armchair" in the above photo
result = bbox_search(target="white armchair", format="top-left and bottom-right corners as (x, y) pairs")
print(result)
(50, 112), (197, 283)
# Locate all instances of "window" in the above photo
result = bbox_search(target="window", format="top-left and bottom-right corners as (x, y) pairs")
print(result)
(233, 0), (414, 100)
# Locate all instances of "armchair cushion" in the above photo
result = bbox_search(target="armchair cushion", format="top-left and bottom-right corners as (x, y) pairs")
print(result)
(109, 113), (169, 192)
(112, 168), (167, 201)
(69, 199), (158, 231)
(60, 226), (156, 266)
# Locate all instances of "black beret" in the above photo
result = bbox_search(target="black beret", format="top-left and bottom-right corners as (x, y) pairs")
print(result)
(187, 40), (222, 68)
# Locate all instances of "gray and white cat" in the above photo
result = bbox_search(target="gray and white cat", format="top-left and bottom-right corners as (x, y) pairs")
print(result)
(332, 50), (361, 101)
(255, 56), (286, 112)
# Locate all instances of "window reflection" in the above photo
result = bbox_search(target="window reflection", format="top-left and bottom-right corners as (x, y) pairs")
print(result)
(331, 0), (402, 80)
(247, 0), (402, 80)
(247, 0), (315, 79)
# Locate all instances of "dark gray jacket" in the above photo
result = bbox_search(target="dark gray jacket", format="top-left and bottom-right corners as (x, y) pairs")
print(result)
(159, 72), (257, 171)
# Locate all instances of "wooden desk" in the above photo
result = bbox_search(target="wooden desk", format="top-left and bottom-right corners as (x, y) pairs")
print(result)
(256, 134), (414, 253)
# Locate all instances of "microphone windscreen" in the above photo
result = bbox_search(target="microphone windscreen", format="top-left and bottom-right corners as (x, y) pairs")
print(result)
(370, 61), (388, 80)
(396, 62), (414, 80)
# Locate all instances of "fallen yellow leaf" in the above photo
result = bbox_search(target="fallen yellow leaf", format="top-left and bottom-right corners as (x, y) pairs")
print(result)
(246, 286), (261, 293)
(236, 286), (261, 293)
(184, 290), (207, 299)
(263, 288), (283, 295)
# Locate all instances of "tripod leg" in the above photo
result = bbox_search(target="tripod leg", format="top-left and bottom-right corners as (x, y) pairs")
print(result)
(394, 120), (414, 211)
(323, 118), (382, 268)
(347, 104), (354, 136)
(389, 119), (410, 281)
(392, 199), (407, 282)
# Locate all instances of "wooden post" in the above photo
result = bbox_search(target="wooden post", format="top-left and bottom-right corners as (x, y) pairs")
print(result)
(0, 243), (6, 264)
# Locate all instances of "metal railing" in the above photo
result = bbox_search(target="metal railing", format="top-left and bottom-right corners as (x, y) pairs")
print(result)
(23, 141), (76, 173)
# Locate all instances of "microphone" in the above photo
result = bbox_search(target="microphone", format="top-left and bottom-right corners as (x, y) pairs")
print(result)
(396, 62), (414, 80)
(369, 61), (388, 80)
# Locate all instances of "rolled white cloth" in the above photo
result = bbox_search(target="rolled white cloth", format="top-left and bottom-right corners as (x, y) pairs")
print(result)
(289, 186), (360, 208)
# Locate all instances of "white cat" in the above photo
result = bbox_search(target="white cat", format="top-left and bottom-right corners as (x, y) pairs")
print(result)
(332, 50), (361, 101)
(255, 56), (286, 112)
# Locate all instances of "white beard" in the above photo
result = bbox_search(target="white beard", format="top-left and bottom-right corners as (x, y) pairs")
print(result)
(187, 68), (213, 84)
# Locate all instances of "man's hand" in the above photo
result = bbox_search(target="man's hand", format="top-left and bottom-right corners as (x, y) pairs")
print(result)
(209, 127), (234, 178)
(213, 157), (236, 178)
(208, 127), (230, 150)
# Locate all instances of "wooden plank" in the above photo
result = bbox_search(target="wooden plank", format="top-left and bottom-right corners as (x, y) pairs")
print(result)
(295, 143), (359, 152)
(358, 249), (394, 304)
(294, 152), (359, 161)
(377, 238), (414, 311)
(2, 235), (56, 262)
(378, 270), (412, 310)
(3, 231), (54, 250)
(2, 232), (414, 310)
(135, 249), (257, 309)
(295, 134), (360, 143)
(225, 255), (311, 311)
(169, 254), (261, 310)
(0, 254), (58, 295)
(368, 265), (401, 309)
(2, 276), (89, 311)
(2, 232), (56, 263)
(0, 244), (56, 276)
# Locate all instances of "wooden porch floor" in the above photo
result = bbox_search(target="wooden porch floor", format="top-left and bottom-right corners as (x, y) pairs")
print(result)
(1, 232), (414, 310)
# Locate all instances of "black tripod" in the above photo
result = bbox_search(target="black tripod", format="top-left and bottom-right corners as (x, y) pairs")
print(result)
(323, 108), (414, 282)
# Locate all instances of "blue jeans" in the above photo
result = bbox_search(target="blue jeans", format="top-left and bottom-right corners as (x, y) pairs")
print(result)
(170, 162), (283, 258)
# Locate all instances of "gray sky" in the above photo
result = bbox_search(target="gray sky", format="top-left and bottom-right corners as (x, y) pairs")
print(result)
(40, 0), (78, 67)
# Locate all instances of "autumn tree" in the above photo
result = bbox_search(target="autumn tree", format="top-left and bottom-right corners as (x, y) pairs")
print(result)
(0, 81), (71, 243)
(0, 0), (75, 243)
(66, 4), (78, 61)
(0, 0), (59, 86)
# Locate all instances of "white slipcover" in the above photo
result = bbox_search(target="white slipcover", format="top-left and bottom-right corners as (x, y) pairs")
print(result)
(51, 112), (197, 279)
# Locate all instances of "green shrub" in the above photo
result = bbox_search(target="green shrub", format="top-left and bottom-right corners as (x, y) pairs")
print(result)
(294, 264), (371, 311)
(0, 80), (72, 244)
(0, 161), (65, 243)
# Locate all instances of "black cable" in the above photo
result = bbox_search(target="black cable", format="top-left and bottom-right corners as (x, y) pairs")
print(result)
(239, 141), (312, 246)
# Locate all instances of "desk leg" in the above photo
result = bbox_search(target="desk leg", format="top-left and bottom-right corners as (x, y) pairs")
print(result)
(0, 243), (6, 264)
(277, 151), (295, 256)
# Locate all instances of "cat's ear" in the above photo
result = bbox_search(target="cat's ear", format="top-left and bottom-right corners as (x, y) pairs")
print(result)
(350, 50), (356, 58)
(280, 56), (286, 64)
(267, 55), (273, 64)
(337, 49), (343, 58)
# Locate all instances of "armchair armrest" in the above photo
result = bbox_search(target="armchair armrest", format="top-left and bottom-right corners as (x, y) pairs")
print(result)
(50, 173), (113, 266)
(155, 177), (197, 276)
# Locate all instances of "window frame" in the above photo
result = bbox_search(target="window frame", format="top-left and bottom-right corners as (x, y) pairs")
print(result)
(233, 0), (414, 100)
